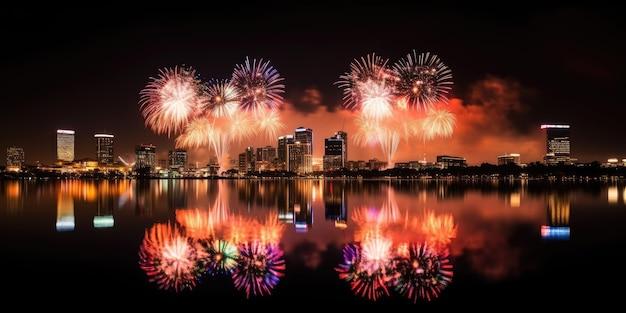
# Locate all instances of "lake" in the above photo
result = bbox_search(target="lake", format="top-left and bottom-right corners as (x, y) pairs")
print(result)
(1, 179), (624, 308)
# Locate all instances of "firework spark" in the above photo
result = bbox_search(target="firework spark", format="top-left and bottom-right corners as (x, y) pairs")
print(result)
(228, 111), (256, 143)
(206, 79), (239, 118)
(198, 239), (239, 275)
(140, 66), (207, 136)
(392, 51), (453, 111)
(232, 242), (286, 298)
(421, 211), (457, 250)
(421, 109), (456, 141)
(139, 223), (205, 292)
(232, 57), (285, 112)
(377, 129), (400, 167)
(336, 243), (391, 301)
(175, 117), (215, 149)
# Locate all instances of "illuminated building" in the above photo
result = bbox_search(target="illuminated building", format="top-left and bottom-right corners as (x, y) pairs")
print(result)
(56, 129), (75, 162)
(347, 160), (367, 171)
(497, 153), (521, 165)
(323, 131), (347, 171)
(256, 146), (277, 171)
(94, 133), (114, 164)
(238, 146), (256, 174)
(277, 135), (294, 170)
(436, 155), (467, 168)
(367, 158), (387, 170)
(294, 127), (313, 155)
(6, 146), (25, 168)
(135, 144), (156, 172)
(168, 149), (187, 171)
(541, 124), (571, 165)
(287, 141), (312, 174)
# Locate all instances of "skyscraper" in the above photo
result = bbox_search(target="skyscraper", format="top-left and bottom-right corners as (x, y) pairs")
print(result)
(56, 129), (75, 162)
(287, 141), (312, 174)
(238, 147), (256, 173)
(277, 135), (294, 170)
(294, 127), (313, 154)
(323, 131), (347, 171)
(168, 149), (187, 170)
(256, 146), (277, 163)
(94, 133), (114, 164)
(541, 124), (571, 164)
(135, 144), (156, 171)
(6, 146), (25, 168)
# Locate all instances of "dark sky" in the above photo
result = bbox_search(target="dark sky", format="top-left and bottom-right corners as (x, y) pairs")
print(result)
(1, 4), (624, 164)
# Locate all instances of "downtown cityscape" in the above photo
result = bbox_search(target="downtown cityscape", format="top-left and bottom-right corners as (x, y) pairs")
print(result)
(1, 4), (625, 309)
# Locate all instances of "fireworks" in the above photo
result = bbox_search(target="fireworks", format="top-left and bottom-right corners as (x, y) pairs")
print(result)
(421, 108), (456, 141)
(359, 79), (394, 120)
(377, 129), (400, 167)
(392, 244), (453, 302)
(392, 51), (453, 111)
(232, 57), (285, 112)
(140, 66), (207, 136)
(175, 117), (215, 149)
(337, 53), (390, 110)
(139, 223), (205, 292)
(336, 243), (391, 301)
(232, 243), (286, 298)
(256, 110), (284, 141)
(421, 211), (457, 250)
(199, 239), (239, 275)
(206, 79), (239, 118)
(228, 111), (255, 143)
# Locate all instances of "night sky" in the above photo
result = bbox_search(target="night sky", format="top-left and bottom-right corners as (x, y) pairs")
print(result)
(1, 4), (624, 164)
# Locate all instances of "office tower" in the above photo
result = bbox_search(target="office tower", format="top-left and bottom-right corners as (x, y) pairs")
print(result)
(94, 133), (114, 164)
(294, 127), (313, 154)
(436, 155), (467, 169)
(541, 124), (571, 164)
(277, 135), (294, 170)
(323, 131), (347, 171)
(497, 153), (521, 166)
(56, 129), (75, 162)
(287, 141), (312, 174)
(168, 149), (187, 170)
(135, 144), (156, 171)
(6, 146), (25, 168)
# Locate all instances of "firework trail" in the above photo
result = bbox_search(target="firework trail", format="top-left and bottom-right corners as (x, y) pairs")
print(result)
(206, 79), (239, 118)
(377, 129), (400, 167)
(392, 51), (453, 111)
(139, 223), (205, 292)
(232, 242), (286, 298)
(140, 66), (207, 136)
(232, 57), (285, 112)
(421, 211), (457, 250)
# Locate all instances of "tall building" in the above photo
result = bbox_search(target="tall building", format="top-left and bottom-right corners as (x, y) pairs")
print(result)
(56, 129), (75, 162)
(436, 155), (467, 168)
(238, 147), (256, 173)
(168, 149), (187, 170)
(6, 146), (25, 168)
(287, 141), (312, 174)
(277, 135), (294, 170)
(497, 153), (521, 166)
(294, 127), (313, 154)
(256, 146), (277, 162)
(323, 131), (347, 171)
(94, 133), (114, 164)
(541, 124), (571, 164)
(135, 144), (156, 171)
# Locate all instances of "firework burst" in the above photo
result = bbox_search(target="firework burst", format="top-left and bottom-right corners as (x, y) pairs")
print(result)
(421, 108), (456, 141)
(392, 244), (453, 302)
(255, 110), (284, 141)
(337, 53), (390, 110)
(359, 79), (394, 120)
(232, 57), (285, 112)
(336, 243), (391, 301)
(175, 117), (215, 149)
(421, 211), (457, 250)
(392, 51), (453, 111)
(140, 66), (207, 136)
(206, 79), (239, 118)
(232, 242), (286, 298)
(139, 223), (205, 292)
(198, 239), (239, 275)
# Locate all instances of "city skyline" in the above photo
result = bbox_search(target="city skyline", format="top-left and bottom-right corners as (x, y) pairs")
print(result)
(1, 5), (625, 164)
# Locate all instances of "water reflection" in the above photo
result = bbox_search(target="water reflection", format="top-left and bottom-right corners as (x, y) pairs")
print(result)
(337, 188), (456, 302)
(541, 192), (570, 240)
